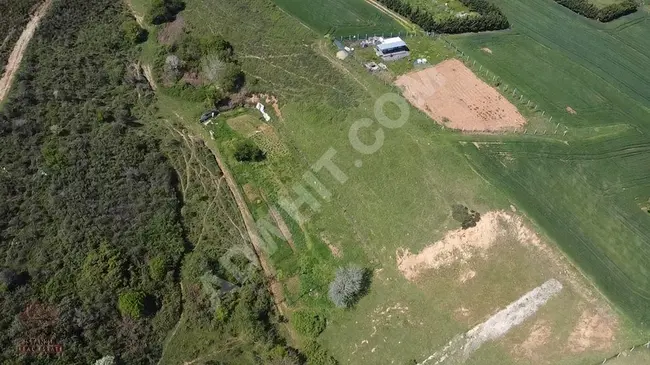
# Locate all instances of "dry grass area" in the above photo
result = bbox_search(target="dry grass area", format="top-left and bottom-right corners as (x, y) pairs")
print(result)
(388, 210), (628, 364)
(395, 59), (526, 132)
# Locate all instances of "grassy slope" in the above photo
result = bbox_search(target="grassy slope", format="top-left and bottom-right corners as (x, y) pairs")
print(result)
(272, 0), (405, 36)
(452, 0), (650, 326)
(155, 0), (650, 364)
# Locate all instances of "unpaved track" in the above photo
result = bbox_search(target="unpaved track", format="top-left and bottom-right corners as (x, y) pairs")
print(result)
(365, 0), (414, 31)
(0, 0), (53, 103)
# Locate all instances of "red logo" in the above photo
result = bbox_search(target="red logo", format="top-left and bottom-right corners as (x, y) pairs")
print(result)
(16, 301), (63, 356)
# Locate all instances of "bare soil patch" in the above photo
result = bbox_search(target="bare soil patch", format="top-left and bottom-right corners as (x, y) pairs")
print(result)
(181, 71), (203, 87)
(141, 64), (157, 90)
(395, 59), (526, 132)
(396, 211), (510, 280)
(513, 320), (552, 360)
(481, 47), (493, 54)
(567, 309), (617, 353)
(158, 15), (185, 45)
(269, 206), (296, 252)
(566, 106), (577, 114)
(242, 183), (261, 204)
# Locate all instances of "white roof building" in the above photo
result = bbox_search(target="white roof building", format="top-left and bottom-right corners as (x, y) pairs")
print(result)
(375, 37), (410, 61)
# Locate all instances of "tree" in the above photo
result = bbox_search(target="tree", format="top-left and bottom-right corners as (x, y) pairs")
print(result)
(451, 204), (481, 229)
(148, 255), (168, 281)
(121, 20), (147, 44)
(118, 291), (146, 319)
(0, 269), (17, 292)
(328, 265), (365, 308)
(233, 140), (265, 162)
(147, 0), (185, 25)
(220, 63), (244, 92)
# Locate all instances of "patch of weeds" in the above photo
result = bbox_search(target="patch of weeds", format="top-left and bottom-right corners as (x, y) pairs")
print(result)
(451, 204), (481, 229)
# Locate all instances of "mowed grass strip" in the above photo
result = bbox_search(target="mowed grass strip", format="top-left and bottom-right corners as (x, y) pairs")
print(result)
(272, 0), (405, 36)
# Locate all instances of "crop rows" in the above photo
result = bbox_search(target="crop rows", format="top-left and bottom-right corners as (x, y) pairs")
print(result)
(455, 0), (650, 326)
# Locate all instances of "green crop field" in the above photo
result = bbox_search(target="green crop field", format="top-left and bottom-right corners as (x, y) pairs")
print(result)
(450, 0), (650, 325)
(272, 0), (405, 36)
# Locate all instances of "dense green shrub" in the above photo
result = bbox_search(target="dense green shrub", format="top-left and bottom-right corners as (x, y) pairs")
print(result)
(233, 140), (266, 162)
(328, 265), (366, 308)
(304, 341), (338, 365)
(118, 290), (146, 319)
(451, 204), (481, 229)
(221, 63), (245, 92)
(148, 0), (185, 24)
(378, 0), (509, 34)
(554, 0), (637, 22)
(148, 255), (168, 281)
(122, 19), (148, 44)
(0, 0), (186, 362)
(292, 310), (326, 337)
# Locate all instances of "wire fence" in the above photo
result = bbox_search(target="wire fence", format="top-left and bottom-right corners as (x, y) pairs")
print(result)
(336, 31), (418, 41)
(430, 33), (572, 137)
(337, 30), (574, 137)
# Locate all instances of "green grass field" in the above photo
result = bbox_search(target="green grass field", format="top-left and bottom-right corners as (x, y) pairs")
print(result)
(132, 0), (650, 362)
(272, 0), (405, 36)
(450, 0), (650, 325)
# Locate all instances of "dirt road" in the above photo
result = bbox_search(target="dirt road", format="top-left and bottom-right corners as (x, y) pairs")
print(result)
(0, 0), (52, 103)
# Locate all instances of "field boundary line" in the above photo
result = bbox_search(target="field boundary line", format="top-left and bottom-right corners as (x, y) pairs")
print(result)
(364, 0), (416, 31)
(591, 340), (650, 364)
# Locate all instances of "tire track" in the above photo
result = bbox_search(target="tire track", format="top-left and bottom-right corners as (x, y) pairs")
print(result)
(0, 0), (53, 103)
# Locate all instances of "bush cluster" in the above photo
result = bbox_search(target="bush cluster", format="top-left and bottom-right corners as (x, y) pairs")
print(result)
(118, 290), (146, 319)
(148, 0), (185, 25)
(292, 310), (326, 338)
(233, 140), (266, 162)
(554, 0), (637, 22)
(451, 204), (481, 229)
(378, 0), (509, 34)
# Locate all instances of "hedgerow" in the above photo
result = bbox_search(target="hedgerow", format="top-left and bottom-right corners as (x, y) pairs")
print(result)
(378, 0), (509, 34)
(553, 0), (637, 22)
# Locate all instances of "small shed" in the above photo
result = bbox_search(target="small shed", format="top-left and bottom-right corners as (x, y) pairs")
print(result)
(375, 37), (410, 61)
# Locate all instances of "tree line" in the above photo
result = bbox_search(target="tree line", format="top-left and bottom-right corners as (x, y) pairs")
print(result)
(554, 0), (637, 22)
(377, 0), (509, 34)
